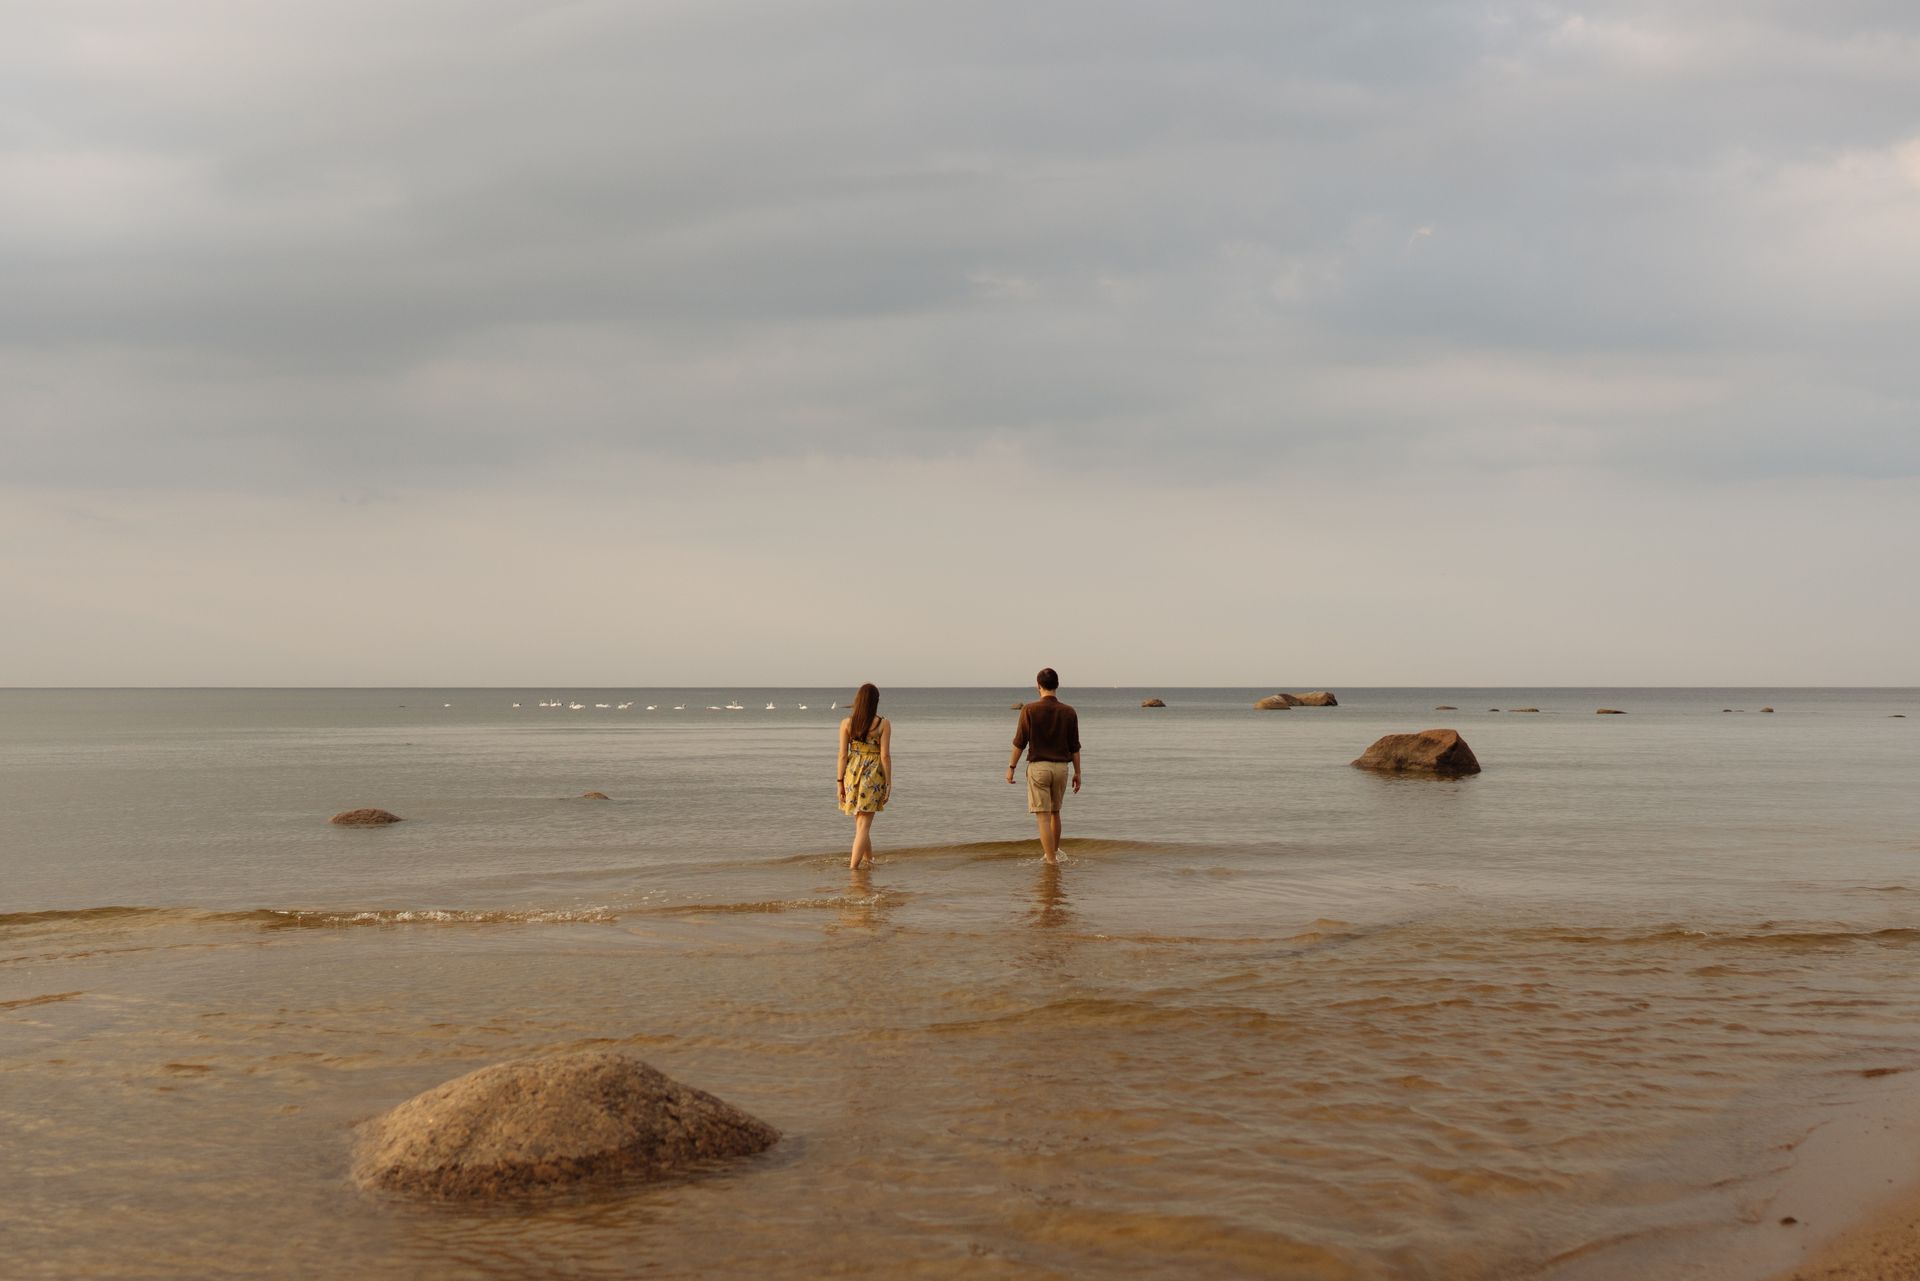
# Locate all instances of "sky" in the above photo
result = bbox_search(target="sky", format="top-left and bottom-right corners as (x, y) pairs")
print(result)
(4, 0), (1918, 686)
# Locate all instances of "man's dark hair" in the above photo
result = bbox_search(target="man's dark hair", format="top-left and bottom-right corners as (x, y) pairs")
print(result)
(1036, 667), (1059, 691)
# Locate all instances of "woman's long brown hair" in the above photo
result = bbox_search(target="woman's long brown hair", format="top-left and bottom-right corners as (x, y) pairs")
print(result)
(848, 683), (880, 743)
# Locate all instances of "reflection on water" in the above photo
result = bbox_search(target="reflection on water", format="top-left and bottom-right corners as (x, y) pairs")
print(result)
(1030, 860), (1072, 931)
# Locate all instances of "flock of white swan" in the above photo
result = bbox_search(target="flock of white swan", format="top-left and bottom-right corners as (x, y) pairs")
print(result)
(494, 700), (829, 712)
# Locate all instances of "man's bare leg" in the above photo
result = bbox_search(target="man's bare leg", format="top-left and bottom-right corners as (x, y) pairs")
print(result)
(1035, 812), (1060, 863)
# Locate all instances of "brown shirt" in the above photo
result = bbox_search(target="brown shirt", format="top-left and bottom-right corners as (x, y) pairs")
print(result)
(1014, 697), (1081, 764)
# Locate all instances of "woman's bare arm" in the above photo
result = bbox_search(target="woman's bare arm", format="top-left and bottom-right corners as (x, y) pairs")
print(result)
(836, 719), (851, 798)
(879, 718), (892, 780)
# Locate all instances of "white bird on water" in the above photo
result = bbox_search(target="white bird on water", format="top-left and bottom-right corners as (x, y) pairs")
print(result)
(645, 705), (657, 712)
(765, 703), (777, 711)
(512, 703), (520, 708)
(797, 704), (808, 710)
(673, 705), (685, 711)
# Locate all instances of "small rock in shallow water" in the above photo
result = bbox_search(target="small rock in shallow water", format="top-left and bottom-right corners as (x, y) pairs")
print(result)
(579, 791), (610, 800)
(1140, 698), (1166, 708)
(353, 1050), (779, 1199)
(1596, 709), (1626, 715)
(330, 808), (402, 826)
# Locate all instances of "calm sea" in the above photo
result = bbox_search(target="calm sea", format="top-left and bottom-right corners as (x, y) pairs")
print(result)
(3, 687), (1918, 1279)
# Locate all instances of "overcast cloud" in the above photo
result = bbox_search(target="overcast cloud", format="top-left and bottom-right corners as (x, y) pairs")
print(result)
(4, 1), (1918, 684)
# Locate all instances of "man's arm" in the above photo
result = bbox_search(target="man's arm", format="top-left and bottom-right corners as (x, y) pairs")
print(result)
(1071, 749), (1082, 793)
(1007, 709), (1027, 784)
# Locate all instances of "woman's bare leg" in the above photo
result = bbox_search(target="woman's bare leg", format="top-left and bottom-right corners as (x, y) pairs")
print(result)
(850, 812), (875, 869)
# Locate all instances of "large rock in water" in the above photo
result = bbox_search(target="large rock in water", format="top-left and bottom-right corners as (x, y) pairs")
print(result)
(1292, 691), (1339, 707)
(1140, 698), (1166, 708)
(1352, 729), (1481, 778)
(1254, 694), (1298, 710)
(353, 1050), (779, 1199)
(331, 808), (402, 826)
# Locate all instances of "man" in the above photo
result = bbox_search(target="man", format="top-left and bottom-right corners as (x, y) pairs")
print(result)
(1007, 667), (1082, 863)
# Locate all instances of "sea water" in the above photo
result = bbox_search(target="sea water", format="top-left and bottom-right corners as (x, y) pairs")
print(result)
(3, 687), (1917, 1279)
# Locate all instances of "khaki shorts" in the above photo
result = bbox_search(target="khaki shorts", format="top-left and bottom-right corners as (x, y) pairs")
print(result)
(1027, 761), (1071, 813)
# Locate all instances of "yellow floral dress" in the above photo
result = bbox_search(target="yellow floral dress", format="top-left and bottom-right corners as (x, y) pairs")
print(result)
(840, 717), (889, 815)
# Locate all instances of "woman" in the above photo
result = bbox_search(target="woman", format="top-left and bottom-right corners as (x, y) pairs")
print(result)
(836, 683), (891, 869)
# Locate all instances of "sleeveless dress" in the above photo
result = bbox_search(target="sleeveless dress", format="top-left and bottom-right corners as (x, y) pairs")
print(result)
(840, 716), (889, 815)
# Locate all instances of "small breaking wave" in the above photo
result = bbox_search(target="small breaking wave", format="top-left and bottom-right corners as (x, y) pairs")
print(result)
(0, 903), (621, 933)
(1519, 923), (1920, 950)
(262, 906), (619, 929)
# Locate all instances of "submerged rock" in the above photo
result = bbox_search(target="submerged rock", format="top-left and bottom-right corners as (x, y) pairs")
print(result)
(1509, 707), (1541, 713)
(1140, 698), (1166, 708)
(1434, 705), (1458, 711)
(1760, 706), (1775, 713)
(1291, 691), (1339, 707)
(353, 1050), (779, 1199)
(1596, 709), (1626, 715)
(330, 808), (403, 826)
(1351, 729), (1481, 778)
(580, 791), (610, 800)
(1254, 694), (1297, 710)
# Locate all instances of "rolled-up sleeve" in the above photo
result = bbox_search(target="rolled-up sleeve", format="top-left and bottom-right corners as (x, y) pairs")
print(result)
(1067, 711), (1081, 754)
(1012, 708), (1029, 751)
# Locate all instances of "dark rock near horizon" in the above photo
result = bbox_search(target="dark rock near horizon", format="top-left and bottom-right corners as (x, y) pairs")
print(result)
(1352, 729), (1481, 778)
(580, 791), (610, 800)
(1509, 707), (1541, 713)
(1140, 698), (1166, 708)
(1254, 694), (1298, 710)
(1292, 691), (1339, 706)
(352, 1050), (779, 1199)
(1434, 705), (1457, 710)
(1760, 706), (1775, 713)
(1596, 709), (1626, 715)
(331, 808), (403, 827)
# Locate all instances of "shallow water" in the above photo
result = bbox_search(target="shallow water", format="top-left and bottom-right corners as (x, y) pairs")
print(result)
(3, 688), (1918, 1278)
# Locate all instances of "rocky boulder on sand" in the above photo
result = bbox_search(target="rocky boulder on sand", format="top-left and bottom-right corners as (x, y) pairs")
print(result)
(352, 1050), (779, 1199)
(330, 808), (402, 826)
(1291, 691), (1339, 706)
(1254, 694), (1298, 710)
(1351, 729), (1482, 778)
(1140, 698), (1166, 708)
